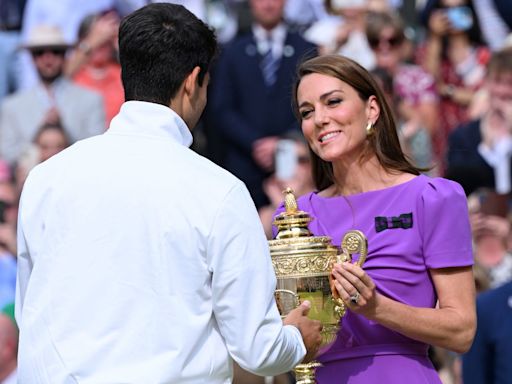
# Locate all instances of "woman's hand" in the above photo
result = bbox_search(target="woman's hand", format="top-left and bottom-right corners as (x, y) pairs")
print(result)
(333, 263), (476, 353)
(428, 10), (450, 37)
(331, 262), (378, 317)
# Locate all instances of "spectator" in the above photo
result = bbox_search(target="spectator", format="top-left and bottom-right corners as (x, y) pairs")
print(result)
(18, 0), (145, 89)
(422, 0), (512, 51)
(33, 121), (70, 162)
(0, 161), (17, 313)
(14, 121), (70, 193)
(207, 0), (316, 208)
(462, 281), (512, 384)
(0, 25), (105, 166)
(469, 189), (512, 289)
(66, 11), (124, 126)
(0, 303), (17, 384)
(366, 10), (438, 170)
(304, 0), (376, 69)
(259, 131), (314, 239)
(419, 0), (490, 171)
(0, 0), (26, 100)
(446, 48), (512, 196)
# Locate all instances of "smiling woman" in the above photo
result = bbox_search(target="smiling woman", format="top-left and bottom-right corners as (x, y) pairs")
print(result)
(272, 54), (477, 383)
(292, 54), (421, 192)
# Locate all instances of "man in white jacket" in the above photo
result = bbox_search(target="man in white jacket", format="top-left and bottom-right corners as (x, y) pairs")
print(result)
(15, 3), (322, 383)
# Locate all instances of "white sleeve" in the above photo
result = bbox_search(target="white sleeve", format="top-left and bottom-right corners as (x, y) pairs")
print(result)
(15, 190), (33, 324)
(207, 183), (306, 376)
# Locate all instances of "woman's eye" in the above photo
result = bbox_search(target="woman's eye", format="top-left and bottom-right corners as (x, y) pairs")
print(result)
(300, 109), (312, 119)
(327, 98), (341, 106)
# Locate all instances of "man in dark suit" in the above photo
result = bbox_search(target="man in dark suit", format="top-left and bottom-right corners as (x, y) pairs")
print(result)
(446, 48), (512, 196)
(462, 281), (512, 384)
(207, 0), (316, 208)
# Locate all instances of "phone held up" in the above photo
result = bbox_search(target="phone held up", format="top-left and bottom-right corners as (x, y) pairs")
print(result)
(445, 6), (473, 31)
(275, 139), (297, 181)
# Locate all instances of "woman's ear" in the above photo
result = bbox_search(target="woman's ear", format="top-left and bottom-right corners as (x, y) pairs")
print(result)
(366, 95), (380, 125)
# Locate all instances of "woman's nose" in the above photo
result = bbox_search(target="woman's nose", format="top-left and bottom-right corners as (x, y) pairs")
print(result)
(314, 107), (329, 126)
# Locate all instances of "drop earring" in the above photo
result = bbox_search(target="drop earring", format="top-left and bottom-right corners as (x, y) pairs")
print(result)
(366, 122), (373, 136)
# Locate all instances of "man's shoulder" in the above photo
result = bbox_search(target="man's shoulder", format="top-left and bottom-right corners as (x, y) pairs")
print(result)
(449, 119), (481, 143)
(186, 149), (244, 188)
(60, 80), (102, 102)
(285, 29), (315, 46)
(1, 88), (38, 109)
(222, 33), (254, 54)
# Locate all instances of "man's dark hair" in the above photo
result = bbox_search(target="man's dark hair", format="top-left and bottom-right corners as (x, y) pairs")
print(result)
(119, 3), (217, 106)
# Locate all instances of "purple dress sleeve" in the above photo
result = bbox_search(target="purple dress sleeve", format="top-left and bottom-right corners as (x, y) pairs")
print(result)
(419, 178), (473, 269)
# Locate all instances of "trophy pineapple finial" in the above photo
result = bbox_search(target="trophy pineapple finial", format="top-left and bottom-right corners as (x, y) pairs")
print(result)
(284, 188), (298, 214)
(272, 187), (312, 239)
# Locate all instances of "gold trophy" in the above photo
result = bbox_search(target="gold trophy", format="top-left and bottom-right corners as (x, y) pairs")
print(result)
(269, 188), (368, 384)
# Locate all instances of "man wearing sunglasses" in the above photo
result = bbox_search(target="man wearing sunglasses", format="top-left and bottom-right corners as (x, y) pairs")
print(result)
(0, 24), (105, 166)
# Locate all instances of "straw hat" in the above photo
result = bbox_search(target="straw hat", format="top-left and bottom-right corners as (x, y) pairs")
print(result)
(23, 25), (71, 51)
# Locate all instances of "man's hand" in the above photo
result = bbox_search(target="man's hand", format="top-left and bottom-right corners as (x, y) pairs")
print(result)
(283, 300), (323, 363)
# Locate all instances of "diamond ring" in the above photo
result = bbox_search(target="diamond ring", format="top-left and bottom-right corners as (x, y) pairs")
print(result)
(350, 292), (360, 304)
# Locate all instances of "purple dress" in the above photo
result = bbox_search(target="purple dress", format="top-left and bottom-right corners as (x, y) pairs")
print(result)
(273, 175), (473, 383)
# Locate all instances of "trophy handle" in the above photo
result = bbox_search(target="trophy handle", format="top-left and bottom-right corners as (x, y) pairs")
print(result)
(331, 230), (368, 318)
(340, 230), (368, 267)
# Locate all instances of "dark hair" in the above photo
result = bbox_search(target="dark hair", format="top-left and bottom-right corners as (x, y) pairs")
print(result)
(78, 13), (99, 41)
(292, 54), (422, 191)
(118, 3), (217, 106)
(34, 121), (70, 146)
(365, 11), (405, 48)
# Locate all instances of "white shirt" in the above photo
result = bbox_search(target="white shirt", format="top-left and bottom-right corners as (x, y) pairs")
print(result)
(478, 136), (512, 194)
(15, 101), (305, 384)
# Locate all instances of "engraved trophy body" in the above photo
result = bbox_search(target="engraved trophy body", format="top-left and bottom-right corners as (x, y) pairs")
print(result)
(268, 189), (368, 384)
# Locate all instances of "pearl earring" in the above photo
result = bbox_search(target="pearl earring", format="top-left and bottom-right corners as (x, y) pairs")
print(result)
(366, 122), (373, 136)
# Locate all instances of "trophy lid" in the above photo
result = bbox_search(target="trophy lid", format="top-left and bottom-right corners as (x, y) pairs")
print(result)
(272, 188), (313, 239)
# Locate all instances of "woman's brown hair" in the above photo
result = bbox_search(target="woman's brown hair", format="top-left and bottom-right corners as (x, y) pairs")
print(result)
(292, 54), (422, 191)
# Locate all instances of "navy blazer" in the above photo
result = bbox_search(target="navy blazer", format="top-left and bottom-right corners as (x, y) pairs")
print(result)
(206, 30), (316, 207)
(462, 282), (512, 384)
(446, 119), (507, 196)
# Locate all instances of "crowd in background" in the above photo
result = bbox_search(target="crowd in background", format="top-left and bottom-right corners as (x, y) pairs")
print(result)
(1, 0), (512, 383)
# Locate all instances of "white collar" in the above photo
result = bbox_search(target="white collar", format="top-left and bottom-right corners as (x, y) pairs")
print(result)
(106, 101), (193, 147)
(253, 23), (287, 55)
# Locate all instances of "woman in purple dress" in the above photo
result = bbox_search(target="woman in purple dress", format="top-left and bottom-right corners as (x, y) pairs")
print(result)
(283, 54), (476, 382)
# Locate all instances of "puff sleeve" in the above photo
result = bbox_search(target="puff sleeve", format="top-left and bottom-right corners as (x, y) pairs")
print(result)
(419, 178), (473, 269)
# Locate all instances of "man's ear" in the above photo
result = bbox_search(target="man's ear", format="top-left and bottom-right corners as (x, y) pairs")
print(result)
(184, 66), (202, 96)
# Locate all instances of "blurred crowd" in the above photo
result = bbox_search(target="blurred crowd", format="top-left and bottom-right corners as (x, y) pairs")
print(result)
(1, 0), (512, 383)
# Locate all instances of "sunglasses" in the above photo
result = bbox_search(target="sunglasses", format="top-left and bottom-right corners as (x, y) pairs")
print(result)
(31, 48), (67, 57)
(368, 35), (403, 49)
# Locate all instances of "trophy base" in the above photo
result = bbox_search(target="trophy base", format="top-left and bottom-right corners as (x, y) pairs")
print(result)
(294, 361), (322, 384)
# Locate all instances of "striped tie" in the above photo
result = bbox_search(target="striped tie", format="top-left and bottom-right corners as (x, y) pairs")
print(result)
(260, 38), (280, 87)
